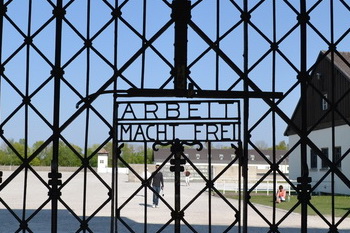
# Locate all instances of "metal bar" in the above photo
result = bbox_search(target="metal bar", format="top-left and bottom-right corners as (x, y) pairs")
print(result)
(242, 0), (249, 232)
(51, 1), (64, 232)
(0, 3), (3, 195)
(237, 109), (242, 233)
(81, 0), (91, 231)
(113, 144), (124, 233)
(141, 0), (147, 89)
(174, 153), (181, 233)
(124, 88), (284, 99)
(75, 89), (283, 109)
(172, 0), (190, 90)
(111, 1), (119, 230)
(169, 139), (185, 233)
(271, 1), (278, 230)
(298, 1), (311, 233)
(215, 0), (220, 91)
(329, 1), (337, 231)
(143, 141), (148, 233)
(208, 142), (212, 233)
(21, 0), (33, 231)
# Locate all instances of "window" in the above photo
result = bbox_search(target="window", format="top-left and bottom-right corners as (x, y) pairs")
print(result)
(334, 147), (341, 168)
(322, 93), (328, 110)
(310, 149), (317, 169)
(321, 148), (329, 169)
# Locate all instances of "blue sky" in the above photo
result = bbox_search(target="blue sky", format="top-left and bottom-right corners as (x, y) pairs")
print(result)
(1, 0), (350, 148)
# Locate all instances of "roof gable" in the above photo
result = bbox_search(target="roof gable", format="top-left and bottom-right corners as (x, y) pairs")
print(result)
(285, 51), (350, 136)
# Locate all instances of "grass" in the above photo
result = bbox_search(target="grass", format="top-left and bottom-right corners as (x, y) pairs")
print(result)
(223, 191), (350, 217)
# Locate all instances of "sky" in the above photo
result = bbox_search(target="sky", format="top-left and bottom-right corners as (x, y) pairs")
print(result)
(1, 0), (350, 149)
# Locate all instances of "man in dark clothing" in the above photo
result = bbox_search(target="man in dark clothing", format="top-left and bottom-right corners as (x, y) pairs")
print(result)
(151, 164), (164, 208)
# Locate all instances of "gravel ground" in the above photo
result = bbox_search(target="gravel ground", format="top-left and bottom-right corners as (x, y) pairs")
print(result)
(0, 171), (349, 232)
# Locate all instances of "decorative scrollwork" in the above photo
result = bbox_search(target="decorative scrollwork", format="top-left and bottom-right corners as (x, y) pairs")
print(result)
(181, 140), (203, 151)
(152, 140), (173, 151)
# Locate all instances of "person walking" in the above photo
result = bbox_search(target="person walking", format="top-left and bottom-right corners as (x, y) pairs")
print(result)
(151, 164), (164, 208)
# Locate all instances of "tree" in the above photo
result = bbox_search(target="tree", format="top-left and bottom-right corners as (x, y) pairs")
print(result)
(32, 141), (51, 166)
(0, 149), (12, 165)
(86, 144), (100, 167)
(57, 141), (83, 167)
(275, 140), (288, 150)
(0, 139), (155, 167)
(118, 143), (153, 167)
(4, 139), (26, 165)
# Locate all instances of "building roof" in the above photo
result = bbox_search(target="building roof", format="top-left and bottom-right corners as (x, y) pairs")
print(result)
(98, 148), (109, 155)
(326, 51), (350, 79)
(285, 50), (350, 136)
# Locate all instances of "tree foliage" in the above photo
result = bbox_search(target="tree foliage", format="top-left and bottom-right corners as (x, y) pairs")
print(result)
(0, 139), (153, 167)
(118, 143), (153, 167)
(266, 140), (288, 150)
(275, 140), (288, 150)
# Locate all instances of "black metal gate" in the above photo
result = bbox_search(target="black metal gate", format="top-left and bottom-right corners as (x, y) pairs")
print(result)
(1, 0), (350, 232)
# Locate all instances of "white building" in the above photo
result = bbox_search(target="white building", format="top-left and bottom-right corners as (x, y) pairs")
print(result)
(285, 51), (350, 195)
(97, 148), (109, 173)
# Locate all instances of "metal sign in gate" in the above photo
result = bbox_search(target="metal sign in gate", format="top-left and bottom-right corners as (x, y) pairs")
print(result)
(115, 99), (242, 232)
(116, 99), (240, 142)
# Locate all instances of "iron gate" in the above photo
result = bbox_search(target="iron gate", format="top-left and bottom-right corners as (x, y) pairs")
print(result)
(0, 0), (350, 232)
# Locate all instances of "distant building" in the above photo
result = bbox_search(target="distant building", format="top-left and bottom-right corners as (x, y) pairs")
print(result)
(97, 148), (110, 173)
(285, 51), (350, 195)
(153, 148), (288, 181)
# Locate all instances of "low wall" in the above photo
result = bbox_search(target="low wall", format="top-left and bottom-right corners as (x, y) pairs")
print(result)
(0, 166), (96, 172)
(127, 164), (257, 183)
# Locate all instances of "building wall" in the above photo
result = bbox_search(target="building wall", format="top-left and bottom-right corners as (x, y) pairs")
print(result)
(288, 125), (350, 195)
(288, 135), (300, 183)
(97, 155), (109, 173)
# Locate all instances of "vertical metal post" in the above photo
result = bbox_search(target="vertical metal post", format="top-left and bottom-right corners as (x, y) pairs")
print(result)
(113, 144), (123, 233)
(143, 141), (148, 233)
(235, 140), (243, 233)
(170, 139), (186, 233)
(242, 1), (250, 232)
(112, 1), (119, 231)
(208, 142), (212, 233)
(329, 2), (336, 231)
(297, 1), (311, 232)
(51, 1), (64, 232)
(0, 0), (4, 198)
(174, 151), (181, 232)
(0, 0), (3, 59)
(172, 0), (191, 90)
(112, 99), (118, 233)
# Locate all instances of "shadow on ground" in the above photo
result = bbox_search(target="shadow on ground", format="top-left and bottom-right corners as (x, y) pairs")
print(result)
(0, 209), (343, 233)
